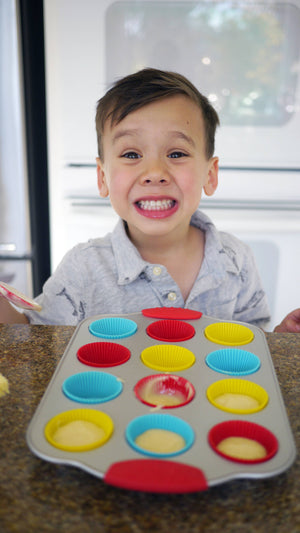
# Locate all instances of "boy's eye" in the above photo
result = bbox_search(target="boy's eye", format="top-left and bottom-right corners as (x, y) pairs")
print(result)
(168, 151), (188, 158)
(121, 151), (141, 159)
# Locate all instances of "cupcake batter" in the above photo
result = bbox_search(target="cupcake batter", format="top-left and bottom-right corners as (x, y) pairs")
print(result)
(53, 420), (105, 447)
(217, 436), (267, 460)
(135, 428), (185, 454)
(142, 380), (186, 406)
(143, 391), (185, 406)
(215, 392), (259, 410)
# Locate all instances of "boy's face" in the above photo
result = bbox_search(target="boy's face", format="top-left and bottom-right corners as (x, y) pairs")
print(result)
(96, 95), (218, 245)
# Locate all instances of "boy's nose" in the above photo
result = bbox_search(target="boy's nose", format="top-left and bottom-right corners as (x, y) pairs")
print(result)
(140, 162), (170, 185)
(142, 176), (169, 184)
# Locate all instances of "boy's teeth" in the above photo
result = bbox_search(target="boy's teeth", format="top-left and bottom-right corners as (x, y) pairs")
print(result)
(137, 199), (175, 210)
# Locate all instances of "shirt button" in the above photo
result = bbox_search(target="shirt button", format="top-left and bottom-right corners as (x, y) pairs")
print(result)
(153, 266), (162, 276)
(167, 292), (177, 302)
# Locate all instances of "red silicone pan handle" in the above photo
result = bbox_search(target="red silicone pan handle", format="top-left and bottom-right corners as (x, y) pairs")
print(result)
(104, 459), (208, 493)
(142, 307), (202, 320)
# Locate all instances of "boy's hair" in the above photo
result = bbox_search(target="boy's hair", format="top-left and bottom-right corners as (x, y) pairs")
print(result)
(96, 68), (219, 160)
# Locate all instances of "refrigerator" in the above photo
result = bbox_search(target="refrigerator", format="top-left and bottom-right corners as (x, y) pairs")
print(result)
(0, 0), (50, 297)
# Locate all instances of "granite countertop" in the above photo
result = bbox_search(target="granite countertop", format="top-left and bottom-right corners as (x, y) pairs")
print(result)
(0, 325), (299, 533)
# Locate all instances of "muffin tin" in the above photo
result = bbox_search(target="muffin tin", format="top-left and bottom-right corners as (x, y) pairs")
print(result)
(26, 308), (296, 493)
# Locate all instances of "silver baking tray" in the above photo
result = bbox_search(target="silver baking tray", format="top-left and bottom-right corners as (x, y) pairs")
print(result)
(26, 309), (296, 493)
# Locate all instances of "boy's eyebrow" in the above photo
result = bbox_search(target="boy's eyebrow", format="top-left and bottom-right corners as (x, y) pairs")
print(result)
(170, 131), (196, 148)
(112, 129), (140, 144)
(112, 129), (196, 147)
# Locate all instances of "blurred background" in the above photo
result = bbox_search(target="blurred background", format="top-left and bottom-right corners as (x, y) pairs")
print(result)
(1, 0), (300, 329)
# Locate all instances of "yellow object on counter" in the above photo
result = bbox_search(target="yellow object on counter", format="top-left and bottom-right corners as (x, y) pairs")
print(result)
(0, 373), (9, 397)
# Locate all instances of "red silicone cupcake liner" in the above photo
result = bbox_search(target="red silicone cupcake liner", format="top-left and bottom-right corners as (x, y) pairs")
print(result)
(77, 342), (131, 367)
(146, 319), (195, 342)
(208, 420), (278, 464)
(134, 374), (195, 408)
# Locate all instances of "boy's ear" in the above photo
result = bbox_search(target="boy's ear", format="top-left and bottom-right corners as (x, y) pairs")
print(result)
(203, 157), (219, 196)
(96, 157), (109, 197)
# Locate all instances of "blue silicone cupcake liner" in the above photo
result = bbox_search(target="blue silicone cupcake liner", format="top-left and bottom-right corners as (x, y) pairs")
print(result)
(62, 371), (123, 404)
(89, 317), (137, 339)
(205, 349), (261, 376)
(126, 413), (195, 458)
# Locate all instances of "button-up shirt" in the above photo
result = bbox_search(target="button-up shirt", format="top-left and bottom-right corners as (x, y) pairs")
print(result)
(24, 210), (270, 327)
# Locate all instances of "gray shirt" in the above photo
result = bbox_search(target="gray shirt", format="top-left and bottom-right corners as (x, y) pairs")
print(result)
(24, 210), (270, 327)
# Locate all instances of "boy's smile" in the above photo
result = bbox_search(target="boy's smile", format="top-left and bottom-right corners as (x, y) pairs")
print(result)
(134, 196), (178, 218)
(96, 95), (218, 249)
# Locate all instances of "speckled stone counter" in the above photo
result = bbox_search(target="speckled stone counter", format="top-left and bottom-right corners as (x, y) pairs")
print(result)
(0, 325), (299, 533)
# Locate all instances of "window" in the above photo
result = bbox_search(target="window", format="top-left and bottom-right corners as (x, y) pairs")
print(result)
(106, 1), (300, 126)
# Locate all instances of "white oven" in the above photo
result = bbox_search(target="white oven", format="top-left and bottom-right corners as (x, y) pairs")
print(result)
(43, 0), (300, 330)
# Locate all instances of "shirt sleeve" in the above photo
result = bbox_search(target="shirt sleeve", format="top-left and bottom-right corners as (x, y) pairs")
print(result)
(230, 240), (271, 329)
(24, 247), (87, 325)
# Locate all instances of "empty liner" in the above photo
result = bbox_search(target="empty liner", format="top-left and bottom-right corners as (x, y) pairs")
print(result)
(89, 317), (137, 339)
(126, 413), (194, 458)
(208, 420), (278, 464)
(77, 342), (131, 367)
(204, 322), (254, 346)
(44, 408), (114, 452)
(205, 349), (261, 376)
(206, 378), (268, 414)
(62, 371), (123, 404)
(134, 374), (195, 408)
(141, 345), (195, 372)
(146, 319), (195, 342)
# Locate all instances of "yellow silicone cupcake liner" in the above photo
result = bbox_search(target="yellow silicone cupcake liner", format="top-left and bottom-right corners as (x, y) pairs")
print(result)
(141, 345), (196, 372)
(204, 322), (254, 346)
(45, 408), (114, 452)
(206, 379), (268, 414)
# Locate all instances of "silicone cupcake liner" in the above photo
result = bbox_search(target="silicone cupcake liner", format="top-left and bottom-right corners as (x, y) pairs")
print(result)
(77, 342), (131, 367)
(62, 372), (123, 404)
(146, 319), (195, 342)
(44, 408), (114, 452)
(126, 413), (195, 458)
(141, 344), (196, 372)
(134, 374), (195, 408)
(89, 317), (137, 339)
(208, 420), (278, 464)
(204, 322), (254, 346)
(205, 349), (261, 376)
(206, 378), (268, 414)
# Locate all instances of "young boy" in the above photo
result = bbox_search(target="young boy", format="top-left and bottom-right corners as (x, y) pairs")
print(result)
(0, 68), (299, 331)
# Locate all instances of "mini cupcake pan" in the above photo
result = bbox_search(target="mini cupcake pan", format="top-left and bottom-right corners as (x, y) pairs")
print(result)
(26, 308), (296, 493)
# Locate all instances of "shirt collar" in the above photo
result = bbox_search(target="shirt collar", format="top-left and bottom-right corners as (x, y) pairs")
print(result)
(111, 211), (240, 285)
(191, 210), (240, 278)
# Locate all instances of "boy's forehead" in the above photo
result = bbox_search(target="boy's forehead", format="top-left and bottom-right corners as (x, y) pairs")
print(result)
(104, 94), (204, 134)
